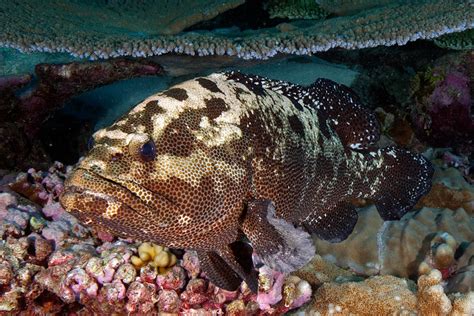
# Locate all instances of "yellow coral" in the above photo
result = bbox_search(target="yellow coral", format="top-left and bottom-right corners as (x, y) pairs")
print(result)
(131, 242), (177, 273)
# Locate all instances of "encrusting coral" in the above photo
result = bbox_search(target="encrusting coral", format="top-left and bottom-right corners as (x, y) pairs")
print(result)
(410, 51), (473, 154)
(0, 0), (472, 60)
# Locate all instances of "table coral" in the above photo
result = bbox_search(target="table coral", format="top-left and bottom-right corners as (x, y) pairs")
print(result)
(0, 0), (471, 60)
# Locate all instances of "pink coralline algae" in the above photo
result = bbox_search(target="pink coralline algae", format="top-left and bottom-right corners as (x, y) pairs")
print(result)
(412, 52), (473, 154)
(0, 163), (312, 314)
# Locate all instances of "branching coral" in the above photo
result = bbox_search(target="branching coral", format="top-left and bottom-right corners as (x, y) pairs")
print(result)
(0, 0), (472, 60)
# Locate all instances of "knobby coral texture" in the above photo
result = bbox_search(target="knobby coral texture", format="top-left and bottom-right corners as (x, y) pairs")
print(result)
(0, 0), (472, 60)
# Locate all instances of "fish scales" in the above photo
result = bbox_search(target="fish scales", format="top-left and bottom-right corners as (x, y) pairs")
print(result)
(60, 71), (433, 292)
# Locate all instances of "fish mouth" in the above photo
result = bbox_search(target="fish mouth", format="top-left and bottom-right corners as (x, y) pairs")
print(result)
(61, 167), (175, 222)
(61, 168), (139, 213)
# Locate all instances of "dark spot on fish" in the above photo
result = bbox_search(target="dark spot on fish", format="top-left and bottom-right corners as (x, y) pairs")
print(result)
(146, 100), (166, 113)
(197, 78), (223, 94)
(205, 97), (229, 119)
(274, 115), (283, 129)
(287, 97), (304, 111)
(234, 87), (249, 101)
(156, 110), (202, 157)
(288, 115), (304, 137)
(163, 88), (188, 101)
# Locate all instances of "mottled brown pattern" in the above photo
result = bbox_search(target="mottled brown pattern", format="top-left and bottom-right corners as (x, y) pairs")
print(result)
(61, 72), (433, 292)
(163, 88), (188, 101)
(204, 97), (229, 119)
(196, 78), (223, 94)
(145, 100), (166, 113)
(156, 111), (199, 157)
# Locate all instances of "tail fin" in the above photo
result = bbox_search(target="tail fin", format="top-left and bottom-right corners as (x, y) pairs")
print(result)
(372, 147), (433, 220)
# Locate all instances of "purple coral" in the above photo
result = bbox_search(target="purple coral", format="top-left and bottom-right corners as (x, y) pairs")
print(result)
(412, 53), (473, 154)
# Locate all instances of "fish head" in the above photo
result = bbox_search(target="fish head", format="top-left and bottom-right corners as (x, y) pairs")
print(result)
(60, 76), (251, 248)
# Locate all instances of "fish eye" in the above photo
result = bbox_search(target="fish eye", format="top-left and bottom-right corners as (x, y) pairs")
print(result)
(140, 140), (156, 162)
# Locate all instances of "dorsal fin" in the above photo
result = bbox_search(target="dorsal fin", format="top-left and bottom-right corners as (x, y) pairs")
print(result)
(225, 71), (307, 111)
(308, 78), (380, 149)
(225, 72), (380, 149)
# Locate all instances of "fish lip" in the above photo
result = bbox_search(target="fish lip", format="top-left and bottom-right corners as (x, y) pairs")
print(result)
(64, 167), (175, 209)
(63, 168), (130, 205)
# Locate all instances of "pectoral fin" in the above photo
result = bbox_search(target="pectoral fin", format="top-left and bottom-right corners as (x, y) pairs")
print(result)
(241, 199), (315, 273)
(197, 241), (258, 292)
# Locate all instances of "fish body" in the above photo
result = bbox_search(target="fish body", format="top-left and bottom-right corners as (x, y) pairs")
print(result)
(60, 72), (433, 291)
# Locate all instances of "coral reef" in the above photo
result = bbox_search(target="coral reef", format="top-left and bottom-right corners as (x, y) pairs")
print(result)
(0, 59), (163, 170)
(315, 205), (474, 278)
(411, 51), (473, 154)
(0, 164), (311, 313)
(304, 269), (474, 315)
(0, 0), (471, 60)
(3, 159), (471, 314)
